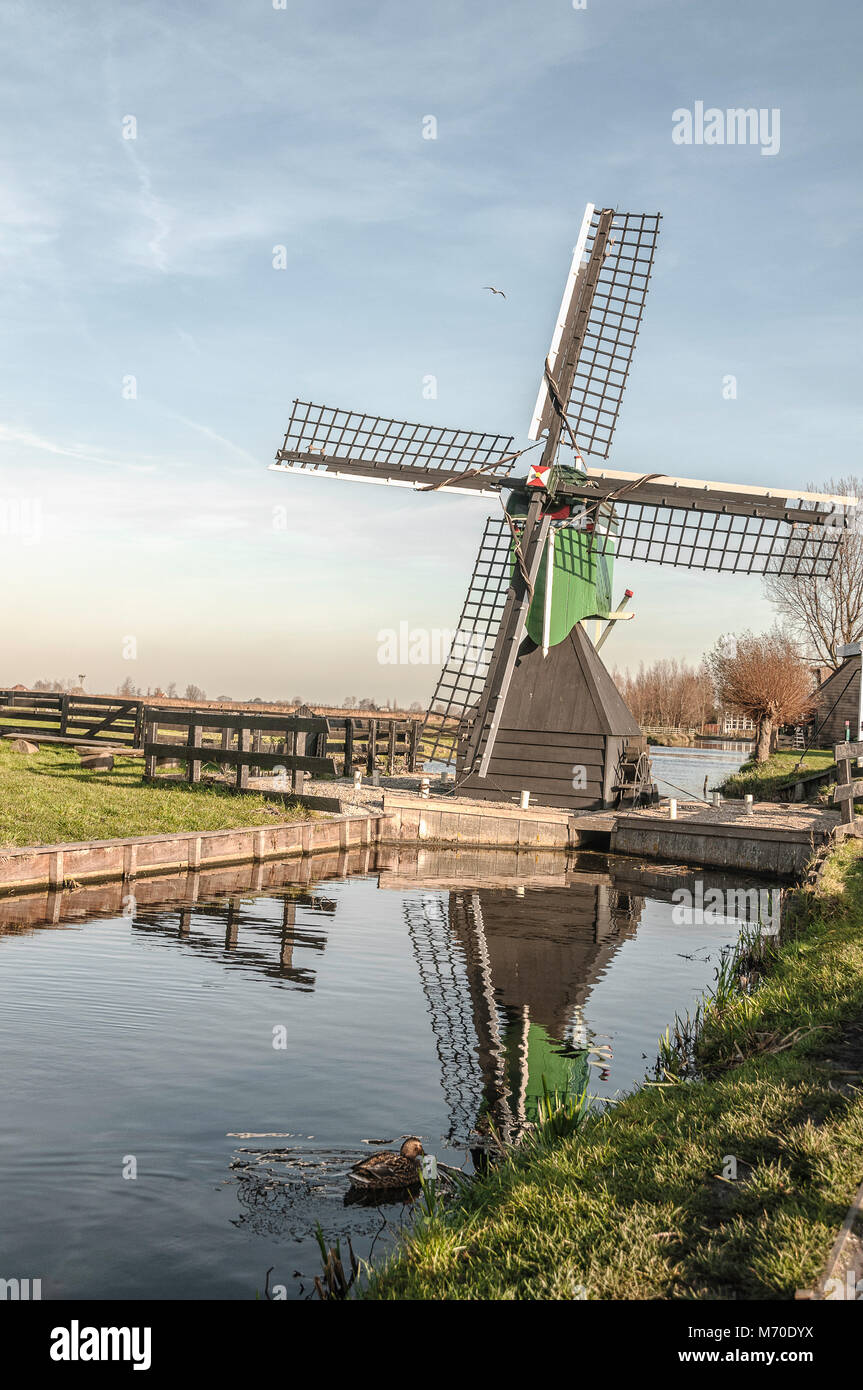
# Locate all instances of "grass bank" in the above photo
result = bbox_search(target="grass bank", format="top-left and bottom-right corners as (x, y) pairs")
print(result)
(719, 749), (833, 800)
(365, 841), (863, 1300)
(0, 742), (311, 848)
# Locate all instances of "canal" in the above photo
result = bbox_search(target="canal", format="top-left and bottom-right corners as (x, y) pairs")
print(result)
(0, 781), (776, 1298)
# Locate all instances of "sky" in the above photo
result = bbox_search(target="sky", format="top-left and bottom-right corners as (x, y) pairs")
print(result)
(0, 0), (860, 703)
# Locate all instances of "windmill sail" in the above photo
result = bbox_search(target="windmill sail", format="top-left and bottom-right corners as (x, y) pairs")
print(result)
(611, 498), (844, 575)
(403, 894), (487, 1144)
(271, 400), (516, 493)
(529, 208), (662, 459)
(422, 516), (514, 766)
(562, 475), (849, 577)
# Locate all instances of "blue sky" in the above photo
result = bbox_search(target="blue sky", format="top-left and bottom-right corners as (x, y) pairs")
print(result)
(1, 0), (860, 701)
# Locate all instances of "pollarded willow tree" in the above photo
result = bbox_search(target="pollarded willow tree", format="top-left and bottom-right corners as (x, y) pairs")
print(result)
(763, 477), (863, 670)
(706, 628), (814, 764)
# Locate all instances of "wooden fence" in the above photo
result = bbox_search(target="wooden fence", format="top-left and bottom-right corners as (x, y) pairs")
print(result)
(0, 689), (422, 777)
(327, 716), (421, 775)
(143, 709), (336, 791)
(0, 690), (144, 746)
(833, 741), (863, 833)
(142, 708), (422, 790)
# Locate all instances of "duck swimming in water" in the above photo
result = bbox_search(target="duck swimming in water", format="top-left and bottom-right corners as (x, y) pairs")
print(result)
(348, 1138), (424, 1191)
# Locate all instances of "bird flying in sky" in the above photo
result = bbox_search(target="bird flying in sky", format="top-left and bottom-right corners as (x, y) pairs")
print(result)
(484, 285), (506, 298)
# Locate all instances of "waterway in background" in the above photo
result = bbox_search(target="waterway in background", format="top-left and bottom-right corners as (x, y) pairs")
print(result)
(0, 843), (775, 1299)
(649, 743), (751, 801)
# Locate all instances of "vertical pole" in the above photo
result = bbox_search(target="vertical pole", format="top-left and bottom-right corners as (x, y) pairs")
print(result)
(252, 728), (262, 776)
(293, 724), (307, 795)
(367, 718), (378, 775)
(280, 898), (296, 968)
(143, 720), (156, 779)
(133, 701), (145, 748)
(387, 722), (397, 775)
(542, 527), (555, 658)
(236, 728), (250, 790)
(857, 650), (863, 766)
(343, 719), (354, 776)
(187, 723), (202, 784)
(225, 897), (239, 949)
(408, 718), (419, 772)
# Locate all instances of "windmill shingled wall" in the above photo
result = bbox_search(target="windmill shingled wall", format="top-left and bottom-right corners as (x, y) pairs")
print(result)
(814, 658), (861, 747)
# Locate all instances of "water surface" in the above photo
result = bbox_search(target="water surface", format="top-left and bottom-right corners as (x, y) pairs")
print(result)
(0, 845), (773, 1299)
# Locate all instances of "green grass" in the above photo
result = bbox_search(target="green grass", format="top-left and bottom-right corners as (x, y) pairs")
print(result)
(364, 841), (863, 1300)
(719, 749), (834, 800)
(0, 742), (311, 848)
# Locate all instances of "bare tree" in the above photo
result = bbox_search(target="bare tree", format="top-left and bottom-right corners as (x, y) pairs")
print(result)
(763, 477), (863, 668)
(184, 683), (206, 702)
(33, 676), (75, 693)
(706, 628), (813, 763)
(613, 659), (715, 730)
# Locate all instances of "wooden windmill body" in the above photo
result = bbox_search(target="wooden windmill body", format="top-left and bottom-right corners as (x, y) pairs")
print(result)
(271, 202), (853, 810)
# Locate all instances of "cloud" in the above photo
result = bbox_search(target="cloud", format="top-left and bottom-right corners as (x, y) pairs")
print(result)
(0, 423), (125, 470)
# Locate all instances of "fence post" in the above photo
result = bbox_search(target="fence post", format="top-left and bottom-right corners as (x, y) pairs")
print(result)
(252, 728), (262, 777)
(343, 719), (354, 776)
(292, 724), (307, 795)
(408, 719), (420, 772)
(387, 722), (397, 775)
(143, 720), (156, 779)
(236, 728), (250, 790)
(833, 742), (863, 831)
(133, 700), (145, 748)
(60, 694), (70, 737)
(367, 718), (377, 775)
(187, 723), (202, 784)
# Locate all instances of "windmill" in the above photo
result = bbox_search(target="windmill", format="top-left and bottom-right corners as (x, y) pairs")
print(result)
(270, 202), (853, 810)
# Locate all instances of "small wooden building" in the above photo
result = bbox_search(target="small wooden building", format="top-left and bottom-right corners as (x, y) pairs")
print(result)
(456, 623), (651, 810)
(813, 655), (861, 748)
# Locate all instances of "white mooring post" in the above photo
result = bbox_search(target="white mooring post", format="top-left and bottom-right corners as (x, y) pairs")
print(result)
(745, 794), (754, 815)
(669, 798), (677, 820)
(420, 777), (430, 799)
(520, 790), (530, 810)
(354, 769), (362, 791)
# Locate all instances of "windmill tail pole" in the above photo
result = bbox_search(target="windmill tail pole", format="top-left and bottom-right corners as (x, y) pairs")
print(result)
(595, 589), (634, 652)
(541, 528), (555, 658)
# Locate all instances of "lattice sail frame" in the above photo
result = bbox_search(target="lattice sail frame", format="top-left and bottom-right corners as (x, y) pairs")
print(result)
(403, 894), (487, 1144)
(276, 400), (517, 484)
(422, 516), (513, 766)
(529, 207), (662, 459)
(607, 498), (846, 576)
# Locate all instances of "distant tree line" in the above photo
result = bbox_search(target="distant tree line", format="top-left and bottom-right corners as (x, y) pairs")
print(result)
(612, 659), (716, 730)
(23, 677), (425, 713)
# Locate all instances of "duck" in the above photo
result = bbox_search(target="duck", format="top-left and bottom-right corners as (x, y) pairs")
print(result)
(348, 1138), (424, 1191)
